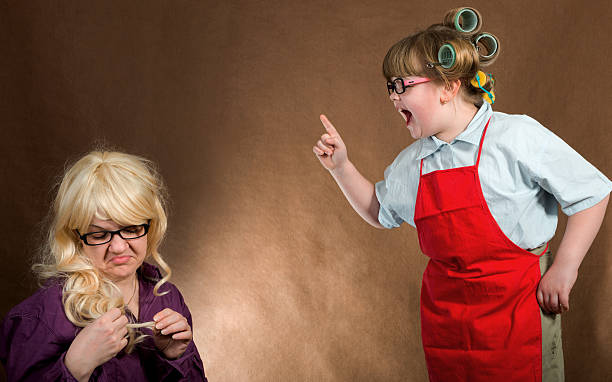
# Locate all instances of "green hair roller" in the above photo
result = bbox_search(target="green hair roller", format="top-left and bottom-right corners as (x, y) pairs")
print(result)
(454, 8), (480, 33)
(438, 43), (456, 69)
(474, 33), (498, 59)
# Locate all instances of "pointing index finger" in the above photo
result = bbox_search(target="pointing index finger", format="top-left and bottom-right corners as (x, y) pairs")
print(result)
(320, 114), (339, 137)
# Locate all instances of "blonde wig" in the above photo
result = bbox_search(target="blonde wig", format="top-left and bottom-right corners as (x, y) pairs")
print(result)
(382, 23), (498, 107)
(33, 150), (172, 352)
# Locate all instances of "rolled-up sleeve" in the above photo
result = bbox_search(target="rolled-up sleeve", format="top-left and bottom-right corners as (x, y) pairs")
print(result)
(524, 125), (612, 216)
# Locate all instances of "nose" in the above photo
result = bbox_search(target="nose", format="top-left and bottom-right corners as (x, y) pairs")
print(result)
(389, 90), (400, 101)
(107, 232), (129, 253)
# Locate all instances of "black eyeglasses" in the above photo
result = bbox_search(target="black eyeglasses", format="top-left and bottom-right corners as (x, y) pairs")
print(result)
(387, 77), (431, 95)
(77, 223), (150, 246)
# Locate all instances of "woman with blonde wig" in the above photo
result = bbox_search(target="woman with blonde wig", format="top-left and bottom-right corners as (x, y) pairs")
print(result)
(0, 151), (207, 381)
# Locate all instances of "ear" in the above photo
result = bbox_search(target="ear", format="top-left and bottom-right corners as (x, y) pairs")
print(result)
(440, 79), (461, 103)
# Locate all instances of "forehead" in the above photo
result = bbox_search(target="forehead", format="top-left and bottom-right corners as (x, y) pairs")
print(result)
(89, 218), (122, 229)
(389, 76), (420, 81)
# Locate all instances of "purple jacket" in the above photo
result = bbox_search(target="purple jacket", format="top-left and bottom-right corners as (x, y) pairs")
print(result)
(0, 263), (207, 381)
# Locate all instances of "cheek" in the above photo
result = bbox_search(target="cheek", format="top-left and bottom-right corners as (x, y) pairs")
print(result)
(136, 238), (149, 257)
(81, 246), (105, 264)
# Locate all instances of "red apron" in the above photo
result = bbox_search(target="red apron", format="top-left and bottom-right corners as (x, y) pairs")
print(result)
(414, 118), (544, 381)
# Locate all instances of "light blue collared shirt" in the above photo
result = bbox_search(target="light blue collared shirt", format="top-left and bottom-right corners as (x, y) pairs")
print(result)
(375, 102), (612, 249)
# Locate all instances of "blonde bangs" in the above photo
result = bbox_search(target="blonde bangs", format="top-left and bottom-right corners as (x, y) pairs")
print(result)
(89, 166), (155, 228)
(60, 155), (151, 231)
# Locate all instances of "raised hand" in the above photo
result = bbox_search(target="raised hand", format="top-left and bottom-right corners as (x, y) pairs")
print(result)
(65, 308), (129, 381)
(153, 308), (193, 359)
(313, 114), (348, 172)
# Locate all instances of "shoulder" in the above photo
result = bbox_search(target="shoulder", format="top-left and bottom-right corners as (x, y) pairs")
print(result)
(140, 262), (184, 302)
(385, 140), (422, 178)
(5, 281), (63, 321)
(140, 261), (165, 283)
(486, 111), (558, 158)
(489, 111), (554, 141)
(2, 281), (75, 340)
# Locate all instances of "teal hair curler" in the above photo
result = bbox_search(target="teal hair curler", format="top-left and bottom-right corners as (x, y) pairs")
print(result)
(474, 33), (500, 65)
(438, 44), (456, 69)
(426, 43), (456, 69)
(454, 8), (480, 33)
(444, 7), (482, 34)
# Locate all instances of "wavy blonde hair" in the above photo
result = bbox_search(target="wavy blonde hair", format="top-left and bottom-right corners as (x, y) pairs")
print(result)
(33, 150), (172, 352)
(383, 18), (499, 106)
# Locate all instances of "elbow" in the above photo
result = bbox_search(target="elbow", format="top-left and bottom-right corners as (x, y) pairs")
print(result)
(368, 219), (385, 229)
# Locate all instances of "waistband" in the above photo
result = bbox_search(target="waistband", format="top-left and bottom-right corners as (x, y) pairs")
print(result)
(527, 242), (549, 256)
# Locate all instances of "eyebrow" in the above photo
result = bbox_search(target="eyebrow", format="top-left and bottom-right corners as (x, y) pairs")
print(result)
(88, 223), (141, 230)
(88, 225), (109, 231)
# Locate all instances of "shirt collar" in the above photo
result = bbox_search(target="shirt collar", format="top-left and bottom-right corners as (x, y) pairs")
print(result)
(416, 102), (493, 160)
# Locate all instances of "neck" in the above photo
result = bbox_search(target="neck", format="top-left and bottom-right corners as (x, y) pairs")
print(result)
(113, 274), (138, 304)
(435, 101), (479, 143)
(114, 273), (137, 291)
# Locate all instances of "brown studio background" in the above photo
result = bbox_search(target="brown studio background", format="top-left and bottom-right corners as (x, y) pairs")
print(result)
(1, 1), (611, 381)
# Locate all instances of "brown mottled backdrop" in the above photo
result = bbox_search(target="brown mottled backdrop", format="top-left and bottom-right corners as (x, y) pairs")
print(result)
(1, 1), (610, 381)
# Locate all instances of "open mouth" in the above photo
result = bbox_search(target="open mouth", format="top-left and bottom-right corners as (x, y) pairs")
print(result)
(401, 109), (412, 124)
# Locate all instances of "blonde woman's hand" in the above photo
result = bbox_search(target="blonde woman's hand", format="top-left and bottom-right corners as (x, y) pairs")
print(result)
(65, 308), (128, 382)
(153, 308), (192, 359)
(313, 115), (348, 172)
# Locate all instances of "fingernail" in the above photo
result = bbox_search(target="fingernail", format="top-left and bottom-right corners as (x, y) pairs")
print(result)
(161, 329), (167, 335)
(156, 323), (162, 329)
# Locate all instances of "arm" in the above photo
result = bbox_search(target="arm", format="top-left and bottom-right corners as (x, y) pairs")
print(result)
(1, 313), (79, 381)
(313, 115), (384, 229)
(64, 308), (129, 381)
(145, 284), (207, 381)
(537, 194), (610, 314)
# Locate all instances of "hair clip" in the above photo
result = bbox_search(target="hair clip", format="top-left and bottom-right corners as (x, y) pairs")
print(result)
(470, 70), (495, 104)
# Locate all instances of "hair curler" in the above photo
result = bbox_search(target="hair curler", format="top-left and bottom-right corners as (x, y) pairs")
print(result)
(444, 7), (482, 34)
(438, 43), (456, 69)
(473, 33), (500, 65)
(426, 43), (457, 69)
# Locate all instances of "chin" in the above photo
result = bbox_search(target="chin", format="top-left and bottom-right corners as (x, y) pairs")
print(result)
(105, 265), (138, 280)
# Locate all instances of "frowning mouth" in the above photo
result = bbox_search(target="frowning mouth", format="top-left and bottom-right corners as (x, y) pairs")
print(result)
(109, 255), (132, 265)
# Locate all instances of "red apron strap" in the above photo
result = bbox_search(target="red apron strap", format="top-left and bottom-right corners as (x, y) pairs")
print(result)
(421, 116), (492, 174)
(476, 117), (492, 167)
(420, 158), (424, 176)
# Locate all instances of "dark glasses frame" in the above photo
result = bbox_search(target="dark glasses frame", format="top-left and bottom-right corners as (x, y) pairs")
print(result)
(76, 222), (150, 246)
